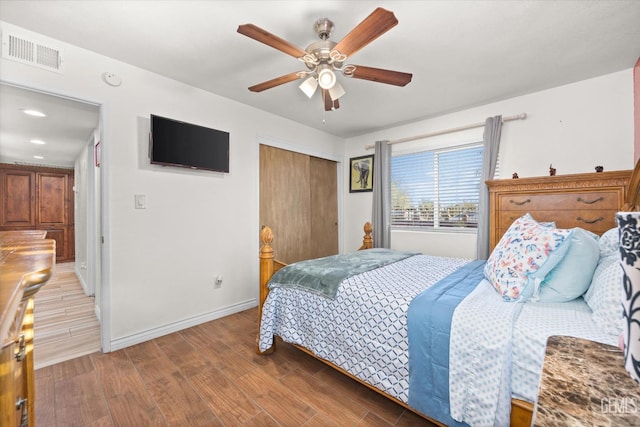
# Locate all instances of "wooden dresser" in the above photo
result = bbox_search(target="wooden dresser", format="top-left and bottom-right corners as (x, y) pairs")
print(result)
(486, 170), (631, 251)
(1, 231), (55, 426)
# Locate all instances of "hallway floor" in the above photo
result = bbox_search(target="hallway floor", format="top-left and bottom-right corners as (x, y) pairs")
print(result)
(33, 262), (101, 369)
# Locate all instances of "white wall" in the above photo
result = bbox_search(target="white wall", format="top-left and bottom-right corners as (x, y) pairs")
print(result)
(74, 139), (89, 292)
(74, 129), (100, 299)
(0, 22), (344, 350)
(344, 70), (635, 257)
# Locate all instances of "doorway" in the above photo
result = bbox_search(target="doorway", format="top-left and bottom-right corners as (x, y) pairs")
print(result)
(0, 82), (103, 357)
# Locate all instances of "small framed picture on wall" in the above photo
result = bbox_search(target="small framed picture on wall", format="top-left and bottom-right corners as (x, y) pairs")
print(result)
(349, 154), (374, 193)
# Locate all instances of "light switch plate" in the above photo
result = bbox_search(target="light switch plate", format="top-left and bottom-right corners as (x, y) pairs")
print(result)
(134, 194), (146, 209)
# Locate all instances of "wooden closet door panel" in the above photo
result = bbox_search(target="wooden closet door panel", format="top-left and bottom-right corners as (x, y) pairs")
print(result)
(260, 145), (311, 264)
(1, 170), (35, 227)
(309, 156), (338, 259)
(41, 228), (66, 260)
(37, 173), (67, 225)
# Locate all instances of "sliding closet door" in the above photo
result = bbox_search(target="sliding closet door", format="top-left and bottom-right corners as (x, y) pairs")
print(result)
(260, 144), (337, 264)
(309, 156), (338, 259)
(260, 145), (311, 263)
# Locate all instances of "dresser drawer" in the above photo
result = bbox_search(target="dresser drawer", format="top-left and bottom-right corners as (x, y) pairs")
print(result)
(498, 210), (618, 227)
(497, 209), (618, 236)
(499, 191), (619, 213)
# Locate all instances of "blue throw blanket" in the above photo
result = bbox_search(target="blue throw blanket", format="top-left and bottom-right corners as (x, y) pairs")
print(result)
(407, 260), (486, 426)
(269, 248), (418, 299)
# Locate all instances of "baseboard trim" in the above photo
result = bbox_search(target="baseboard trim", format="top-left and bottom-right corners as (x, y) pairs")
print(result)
(74, 265), (92, 295)
(109, 299), (257, 351)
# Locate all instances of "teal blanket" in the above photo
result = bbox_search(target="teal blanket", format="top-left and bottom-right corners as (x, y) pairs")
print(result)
(269, 248), (419, 299)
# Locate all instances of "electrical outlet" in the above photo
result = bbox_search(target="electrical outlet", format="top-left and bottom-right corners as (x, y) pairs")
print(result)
(214, 274), (223, 288)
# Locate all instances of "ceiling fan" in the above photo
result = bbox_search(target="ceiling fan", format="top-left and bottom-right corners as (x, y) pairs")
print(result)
(237, 7), (413, 112)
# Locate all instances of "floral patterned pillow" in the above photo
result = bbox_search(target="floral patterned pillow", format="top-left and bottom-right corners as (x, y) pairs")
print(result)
(484, 213), (573, 302)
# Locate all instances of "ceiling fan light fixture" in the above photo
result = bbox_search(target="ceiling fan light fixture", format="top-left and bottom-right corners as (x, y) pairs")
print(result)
(317, 64), (336, 89)
(299, 76), (318, 98)
(328, 81), (345, 100)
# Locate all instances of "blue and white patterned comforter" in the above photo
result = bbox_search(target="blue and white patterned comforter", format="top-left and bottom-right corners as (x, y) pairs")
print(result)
(259, 254), (469, 401)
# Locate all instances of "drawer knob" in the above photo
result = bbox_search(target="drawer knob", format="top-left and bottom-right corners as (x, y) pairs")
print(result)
(509, 198), (531, 206)
(577, 196), (604, 205)
(577, 216), (604, 224)
(14, 333), (26, 362)
(16, 397), (28, 427)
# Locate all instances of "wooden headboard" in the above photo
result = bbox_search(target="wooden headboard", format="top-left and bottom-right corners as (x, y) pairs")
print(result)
(486, 167), (634, 251)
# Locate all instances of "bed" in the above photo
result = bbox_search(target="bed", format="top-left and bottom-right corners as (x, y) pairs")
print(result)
(257, 163), (637, 427)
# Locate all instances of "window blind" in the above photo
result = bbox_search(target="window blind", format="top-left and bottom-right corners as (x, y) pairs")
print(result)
(391, 143), (483, 230)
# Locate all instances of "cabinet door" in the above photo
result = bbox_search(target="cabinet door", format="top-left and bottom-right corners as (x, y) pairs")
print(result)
(37, 173), (67, 225)
(1, 170), (36, 227)
(39, 227), (67, 261)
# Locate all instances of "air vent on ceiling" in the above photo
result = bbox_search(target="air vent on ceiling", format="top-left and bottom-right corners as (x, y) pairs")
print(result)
(1, 30), (64, 73)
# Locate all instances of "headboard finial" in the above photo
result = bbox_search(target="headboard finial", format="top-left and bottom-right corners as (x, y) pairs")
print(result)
(260, 226), (274, 247)
(625, 160), (640, 211)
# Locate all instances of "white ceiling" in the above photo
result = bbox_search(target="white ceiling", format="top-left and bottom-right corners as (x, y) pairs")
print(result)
(0, 1), (639, 165)
(0, 84), (99, 168)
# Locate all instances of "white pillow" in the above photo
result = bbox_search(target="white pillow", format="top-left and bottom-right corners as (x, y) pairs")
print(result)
(584, 254), (623, 335)
(598, 227), (619, 258)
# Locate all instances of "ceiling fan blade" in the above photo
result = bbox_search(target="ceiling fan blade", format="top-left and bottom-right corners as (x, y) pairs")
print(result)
(348, 65), (412, 87)
(249, 72), (304, 92)
(322, 89), (340, 111)
(238, 24), (307, 58)
(334, 8), (398, 58)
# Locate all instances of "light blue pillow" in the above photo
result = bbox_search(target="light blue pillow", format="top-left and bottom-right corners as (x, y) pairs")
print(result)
(534, 228), (600, 302)
(484, 213), (573, 302)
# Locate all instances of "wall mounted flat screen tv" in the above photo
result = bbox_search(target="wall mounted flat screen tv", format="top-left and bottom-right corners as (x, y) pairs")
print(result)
(150, 114), (229, 173)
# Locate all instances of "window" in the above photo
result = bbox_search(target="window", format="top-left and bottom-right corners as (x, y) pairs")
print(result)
(391, 143), (483, 230)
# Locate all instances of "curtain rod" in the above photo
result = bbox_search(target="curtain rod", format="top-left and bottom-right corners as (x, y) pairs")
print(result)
(365, 113), (527, 150)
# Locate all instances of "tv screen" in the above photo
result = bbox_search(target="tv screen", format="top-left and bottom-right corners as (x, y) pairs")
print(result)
(150, 114), (229, 173)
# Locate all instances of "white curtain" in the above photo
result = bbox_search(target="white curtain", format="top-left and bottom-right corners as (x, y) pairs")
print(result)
(476, 116), (503, 259)
(372, 140), (391, 248)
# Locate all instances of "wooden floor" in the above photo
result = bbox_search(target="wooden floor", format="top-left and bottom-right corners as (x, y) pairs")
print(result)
(33, 262), (101, 369)
(34, 307), (438, 426)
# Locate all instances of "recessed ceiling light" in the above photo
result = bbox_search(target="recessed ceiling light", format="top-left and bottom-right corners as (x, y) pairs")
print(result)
(30, 139), (46, 145)
(22, 109), (47, 117)
(33, 155), (44, 159)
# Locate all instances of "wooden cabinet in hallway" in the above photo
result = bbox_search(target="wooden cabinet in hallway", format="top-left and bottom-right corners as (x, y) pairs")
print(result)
(0, 164), (75, 262)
